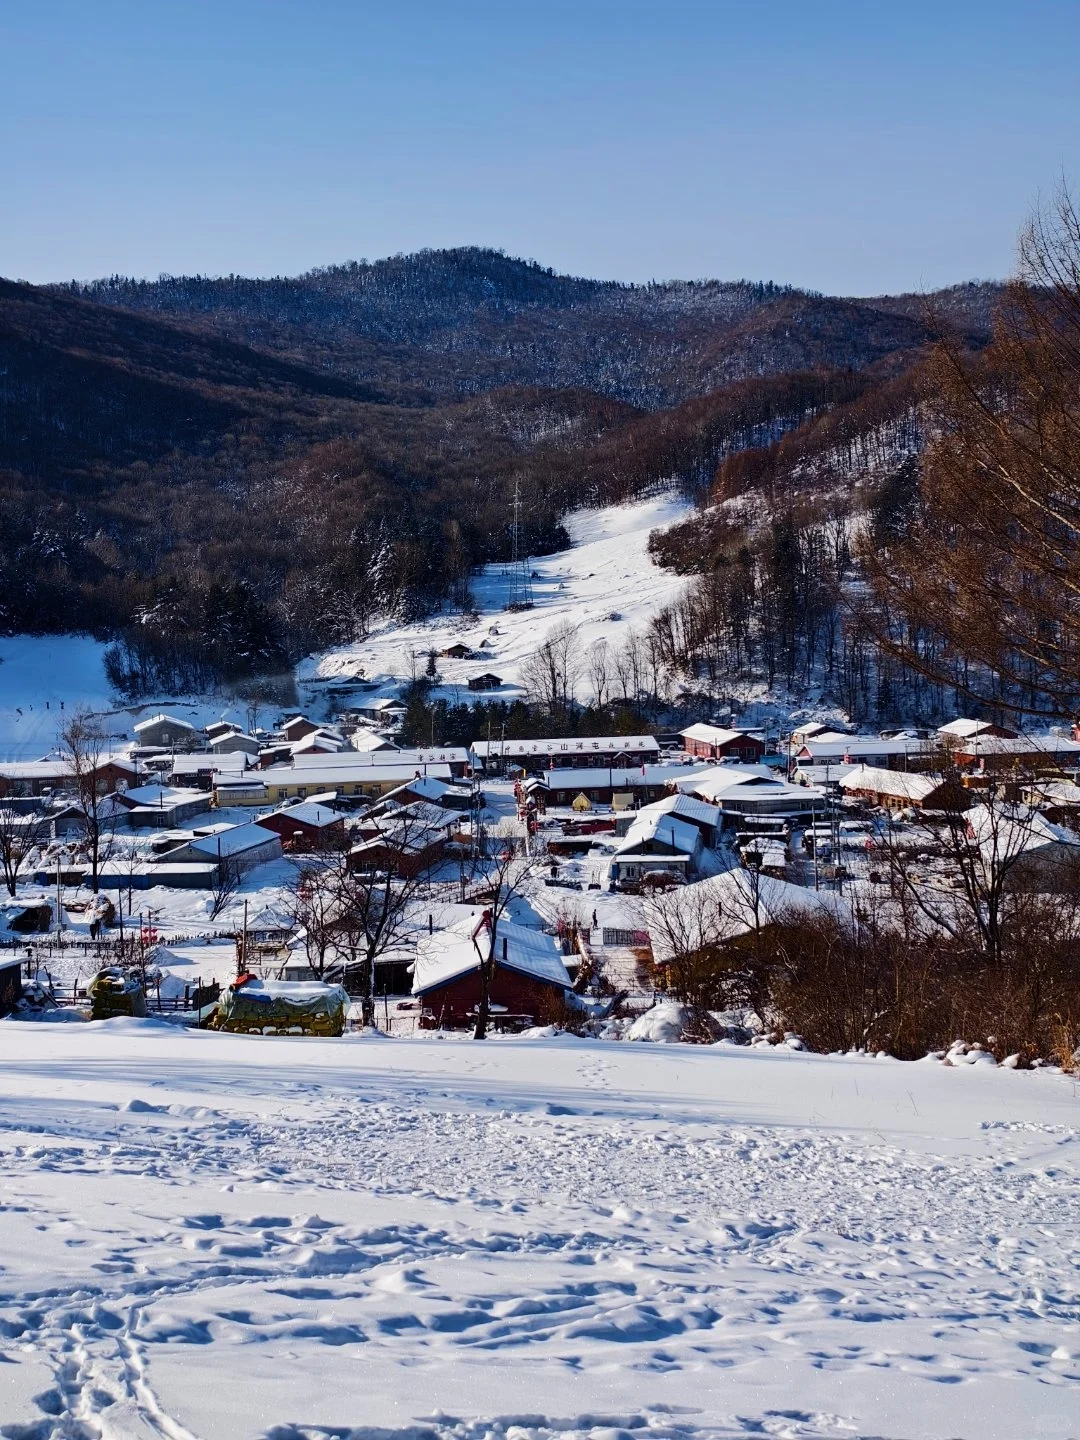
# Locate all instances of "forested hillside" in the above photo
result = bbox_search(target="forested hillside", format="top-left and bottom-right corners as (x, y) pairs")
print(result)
(0, 250), (999, 694)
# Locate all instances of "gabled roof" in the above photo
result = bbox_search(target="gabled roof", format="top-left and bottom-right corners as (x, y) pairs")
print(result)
(938, 718), (996, 738)
(614, 811), (702, 857)
(646, 869), (851, 962)
(680, 723), (756, 746)
(133, 713), (197, 733)
(412, 915), (570, 996)
(952, 734), (1080, 757)
(639, 793), (723, 828)
(839, 766), (946, 802)
(185, 822), (281, 857)
(966, 803), (1080, 858)
(260, 801), (342, 829)
(116, 783), (205, 808)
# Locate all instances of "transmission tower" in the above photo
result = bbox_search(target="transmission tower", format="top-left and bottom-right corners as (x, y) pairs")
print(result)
(505, 478), (534, 611)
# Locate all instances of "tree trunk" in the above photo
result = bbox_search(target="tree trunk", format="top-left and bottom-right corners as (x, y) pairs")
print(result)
(473, 919), (497, 1040)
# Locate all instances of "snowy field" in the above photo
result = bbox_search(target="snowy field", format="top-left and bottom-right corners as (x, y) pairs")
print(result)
(300, 494), (693, 702)
(1, 1026), (1077, 1440)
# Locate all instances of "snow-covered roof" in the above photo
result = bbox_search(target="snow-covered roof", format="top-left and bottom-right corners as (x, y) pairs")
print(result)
(291, 747), (470, 768)
(938, 718), (997, 738)
(382, 774), (469, 804)
(209, 731), (260, 751)
(839, 766), (946, 803)
(966, 803), (1080, 858)
(680, 723), (755, 747)
(291, 730), (345, 754)
(1025, 780), (1080, 806)
(0, 756), (134, 779)
(117, 784), (205, 808)
(545, 764), (711, 788)
(474, 736), (659, 759)
(645, 869), (851, 963)
(262, 762), (453, 787)
(412, 915), (570, 996)
(950, 734), (1080, 757)
(213, 773), (268, 791)
(798, 736), (931, 759)
(261, 801), (343, 828)
(348, 730), (399, 752)
(672, 766), (824, 808)
(185, 822), (282, 858)
(170, 750), (249, 774)
(614, 811), (702, 857)
(639, 793), (723, 828)
(133, 713), (197, 734)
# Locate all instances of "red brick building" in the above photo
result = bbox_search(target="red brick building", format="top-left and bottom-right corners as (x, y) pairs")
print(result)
(413, 914), (571, 1028)
(680, 724), (765, 763)
(254, 801), (346, 851)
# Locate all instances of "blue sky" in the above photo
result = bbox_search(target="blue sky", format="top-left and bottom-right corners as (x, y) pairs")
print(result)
(2, 0), (1077, 293)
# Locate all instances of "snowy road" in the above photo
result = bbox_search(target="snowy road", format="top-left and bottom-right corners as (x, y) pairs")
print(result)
(0, 1025), (1077, 1440)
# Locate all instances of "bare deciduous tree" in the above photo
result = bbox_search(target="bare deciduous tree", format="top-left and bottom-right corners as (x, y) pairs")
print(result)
(208, 854), (244, 922)
(521, 621), (583, 714)
(865, 187), (1080, 715)
(587, 637), (611, 710)
(473, 839), (547, 1040)
(58, 710), (115, 893)
(0, 806), (52, 899)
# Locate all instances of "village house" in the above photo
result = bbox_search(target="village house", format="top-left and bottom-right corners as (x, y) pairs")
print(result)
(169, 751), (249, 788)
(788, 721), (850, 749)
(466, 672), (504, 692)
(609, 811), (704, 885)
(110, 783), (211, 828)
(672, 765), (827, 824)
(348, 729), (400, 755)
(644, 868), (850, 966)
(440, 642), (474, 660)
(839, 765), (970, 812)
(159, 821), (282, 872)
(280, 715), (320, 743)
(412, 913), (571, 1028)
(296, 745), (475, 778)
(205, 720), (240, 743)
(132, 714), (200, 750)
(680, 724), (765, 763)
(354, 696), (408, 726)
(347, 808), (457, 877)
(0, 755), (139, 799)
(543, 763), (710, 808)
(794, 735), (932, 771)
(475, 735), (661, 774)
(209, 730), (261, 757)
(254, 800), (346, 851)
(938, 717), (1019, 743)
(212, 773), (270, 807)
(966, 803), (1080, 892)
(949, 734), (1080, 771)
(256, 761), (456, 805)
(628, 793), (723, 848)
(374, 774), (474, 810)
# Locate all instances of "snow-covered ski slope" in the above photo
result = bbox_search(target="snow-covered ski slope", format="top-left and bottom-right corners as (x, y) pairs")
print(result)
(0, 635), (119, 758)
(301, 492), (693, 700)
(1, 1023), (1077, 1439)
